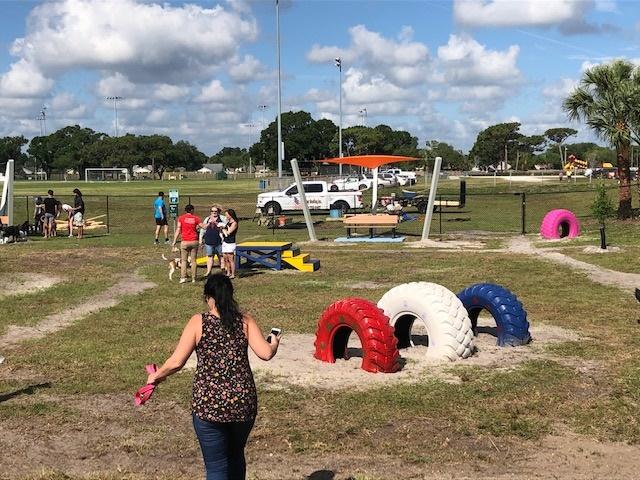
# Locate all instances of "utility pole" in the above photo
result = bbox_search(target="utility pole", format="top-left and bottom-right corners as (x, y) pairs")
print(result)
(276, 0), (283, 178)
(106, 96), (123, 137)
(335, 57), (343, 176)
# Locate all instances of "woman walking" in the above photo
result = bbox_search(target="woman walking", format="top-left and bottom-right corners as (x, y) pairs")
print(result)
(221, 209), (238, 279)
(146, 274), (281, 479)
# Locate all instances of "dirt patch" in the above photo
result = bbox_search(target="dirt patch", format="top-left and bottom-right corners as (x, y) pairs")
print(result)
(408, 239), (487, 249)
(183, 323), (577, 390)
(339, 280), (390, 289)
(0, 272), (156, 349)
(509, 236), (640, 293)
(0, 273), (62, 298)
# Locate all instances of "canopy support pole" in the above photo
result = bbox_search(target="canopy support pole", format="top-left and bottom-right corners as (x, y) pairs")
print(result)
(371, 166), (379, 214)
(420, 156), (442, 241)
(290, 159), (317, 241)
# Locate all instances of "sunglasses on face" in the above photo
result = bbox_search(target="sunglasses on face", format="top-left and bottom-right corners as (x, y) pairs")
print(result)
(211, 210), (219, 213)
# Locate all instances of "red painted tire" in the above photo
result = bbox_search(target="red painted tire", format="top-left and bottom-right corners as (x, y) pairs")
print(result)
(540, 209), (580, 239)
(314, 297), (401, 373)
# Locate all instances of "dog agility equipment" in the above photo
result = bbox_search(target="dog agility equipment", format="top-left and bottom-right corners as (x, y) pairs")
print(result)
(457, 283), (531, 347)
(540, 209), (580, 239)
(314, 297), (400, 373)
(378, 282), (474, 361)
(134, 363), (158, 406)
(236, 241), (319, 272)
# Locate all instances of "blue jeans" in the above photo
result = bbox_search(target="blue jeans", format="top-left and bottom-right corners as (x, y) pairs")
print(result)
(192, 413), (255, 480)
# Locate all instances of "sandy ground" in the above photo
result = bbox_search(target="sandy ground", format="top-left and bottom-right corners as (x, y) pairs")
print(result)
(183, 322), (579, 390)
(0, 272), (156, 350)
(0, 273), (62, 298)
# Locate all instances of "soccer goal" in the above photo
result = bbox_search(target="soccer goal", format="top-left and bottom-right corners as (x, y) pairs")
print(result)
(0, 159), (15, 225)
(85, 167), (130, 182)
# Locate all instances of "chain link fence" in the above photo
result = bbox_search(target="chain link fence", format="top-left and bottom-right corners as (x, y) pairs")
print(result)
(11, 185), (619, 241)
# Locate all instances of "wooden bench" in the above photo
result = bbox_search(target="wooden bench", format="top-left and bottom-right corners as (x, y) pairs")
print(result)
(343, 214), (399, 238)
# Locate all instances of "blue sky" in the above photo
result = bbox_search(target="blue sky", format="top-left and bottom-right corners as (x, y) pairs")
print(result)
(0, 0), (638, 156)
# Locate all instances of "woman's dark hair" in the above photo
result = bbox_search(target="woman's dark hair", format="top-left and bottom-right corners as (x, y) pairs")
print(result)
(203, 274), (242, 329)
(225, 208), (238, 222)
(73, 188), (82, 196)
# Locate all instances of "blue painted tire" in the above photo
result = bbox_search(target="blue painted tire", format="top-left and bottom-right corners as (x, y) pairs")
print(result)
(457, 283), (531, 347)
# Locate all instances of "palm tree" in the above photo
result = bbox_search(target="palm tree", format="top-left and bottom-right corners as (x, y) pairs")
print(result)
(563, 60), (640, 218)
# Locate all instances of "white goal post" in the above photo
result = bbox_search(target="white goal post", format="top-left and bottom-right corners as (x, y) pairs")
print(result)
(85, 167), (130, 182)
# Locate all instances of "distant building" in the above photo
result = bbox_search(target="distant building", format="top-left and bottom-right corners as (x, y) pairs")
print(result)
(201, 163), (223, 173)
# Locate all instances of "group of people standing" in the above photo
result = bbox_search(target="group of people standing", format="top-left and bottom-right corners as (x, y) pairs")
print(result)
(154, 192), (239, 283)
(34, 188), (85, 239)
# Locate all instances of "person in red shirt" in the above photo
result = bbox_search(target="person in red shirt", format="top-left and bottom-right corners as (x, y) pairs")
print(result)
(172, 204), (202, 283)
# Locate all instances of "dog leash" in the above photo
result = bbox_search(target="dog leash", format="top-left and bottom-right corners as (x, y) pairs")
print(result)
(134, 363), (158, 406)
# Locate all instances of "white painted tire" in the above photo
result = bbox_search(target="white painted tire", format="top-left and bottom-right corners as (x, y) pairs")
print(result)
(377, 282), (474, 361)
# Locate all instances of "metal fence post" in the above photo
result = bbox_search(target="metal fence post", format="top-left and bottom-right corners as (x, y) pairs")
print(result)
(106, 195), (110, 234)
(521, 192), (526, 235)
(26, 195), (30, 223)
(438, 195), (442, 235)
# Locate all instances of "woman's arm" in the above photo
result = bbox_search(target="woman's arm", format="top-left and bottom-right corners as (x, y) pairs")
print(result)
(225, 221), (238, 235)
(147, 314), (200, 384)
(244, 314), (279, 361)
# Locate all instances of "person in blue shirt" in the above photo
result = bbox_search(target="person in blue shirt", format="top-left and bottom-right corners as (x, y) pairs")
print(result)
(154, 191), (169, 245)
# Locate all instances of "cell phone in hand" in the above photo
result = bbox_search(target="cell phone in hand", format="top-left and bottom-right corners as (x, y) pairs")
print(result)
(267, 328), (282, 343)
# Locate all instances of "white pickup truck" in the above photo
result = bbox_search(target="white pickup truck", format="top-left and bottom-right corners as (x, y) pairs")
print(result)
(257, 181), (363, 215)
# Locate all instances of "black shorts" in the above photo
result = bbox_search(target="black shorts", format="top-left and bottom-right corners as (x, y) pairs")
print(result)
(155, 217), (168, 226)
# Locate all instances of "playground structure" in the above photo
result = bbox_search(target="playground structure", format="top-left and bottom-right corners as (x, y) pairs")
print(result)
(0, 159), (14, 226)
(540, 209), (581, 239)
(563, 154), (587, 176)
(314, 282), (530, 373)
(235, 241), (320, 272)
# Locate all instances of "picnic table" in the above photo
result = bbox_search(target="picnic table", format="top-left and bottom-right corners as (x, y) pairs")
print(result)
(342, 214), (399, 238)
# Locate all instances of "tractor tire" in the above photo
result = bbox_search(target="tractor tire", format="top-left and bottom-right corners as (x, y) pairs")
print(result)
(540, 209), (580, 239)
(314, 297), (401, 373)
(263, 201), (281, 216)
(331, 200), (350, 215)
(457, 283), (531, 347)
(377, 282), (474, 361)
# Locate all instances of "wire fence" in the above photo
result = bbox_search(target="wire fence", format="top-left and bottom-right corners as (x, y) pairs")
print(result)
(11, 186), (620, 241)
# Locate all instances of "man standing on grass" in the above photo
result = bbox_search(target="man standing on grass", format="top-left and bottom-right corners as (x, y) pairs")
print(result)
(172, 204), (201, 283)
(42, 190), (59, 239)
(154, 191), (169, 245)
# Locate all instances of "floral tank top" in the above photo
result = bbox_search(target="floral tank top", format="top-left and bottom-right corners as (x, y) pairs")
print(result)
(192, 312), (257, 422)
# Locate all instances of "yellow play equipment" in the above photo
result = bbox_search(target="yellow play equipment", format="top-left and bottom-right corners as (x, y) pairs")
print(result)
(563, 154), (587, 176)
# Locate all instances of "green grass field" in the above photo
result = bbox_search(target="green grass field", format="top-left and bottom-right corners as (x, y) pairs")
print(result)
(1, 177), (640, 479)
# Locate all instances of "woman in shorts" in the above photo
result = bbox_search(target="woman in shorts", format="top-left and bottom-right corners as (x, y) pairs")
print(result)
(200, 206), (224, 277)
(60, 203), (75, 237)
(221, 209), (239, 279)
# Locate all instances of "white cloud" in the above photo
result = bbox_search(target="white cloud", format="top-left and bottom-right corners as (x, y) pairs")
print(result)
(153, 84), (189, 102)
(196, 80), (232, 103)
(307, 25), (430, 87)
(228, 54), (266, 83)
(0, 59), (53, 97)
(50, 92), (88, 118)
(453, 0), (584, 27)
(437, 34), (521, 86)
(542, 78), (579, 98)
(343, 69), (413, 104)
(10, 0), (258, 84)
(146, 108), (168, 124)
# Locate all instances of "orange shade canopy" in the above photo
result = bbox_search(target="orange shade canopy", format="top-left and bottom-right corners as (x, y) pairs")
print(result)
(319, 154), (420, 170)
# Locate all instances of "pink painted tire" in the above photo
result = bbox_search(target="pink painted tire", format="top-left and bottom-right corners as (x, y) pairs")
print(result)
(540, 209), (580, 239)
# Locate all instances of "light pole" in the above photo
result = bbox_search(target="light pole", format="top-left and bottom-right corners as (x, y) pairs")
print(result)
(243, 123), (257, 174)
(359, 108), (367, 126)
(276, 0), (283, 178)
(335, 57), (343, 176)
(258, 104), (269, 131)
(106, 96), (123, 137)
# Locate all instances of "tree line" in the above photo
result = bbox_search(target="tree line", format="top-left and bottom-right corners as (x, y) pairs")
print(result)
(1, 59), (639, 217)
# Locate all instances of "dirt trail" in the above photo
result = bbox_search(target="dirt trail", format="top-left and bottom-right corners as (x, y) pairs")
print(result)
(0, 272), (156, 349)
(0, 273), (62, 299)
(508, 236), (640, 293)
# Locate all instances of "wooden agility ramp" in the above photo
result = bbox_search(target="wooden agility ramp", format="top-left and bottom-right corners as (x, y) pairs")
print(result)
(235, 241), (320, 272)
